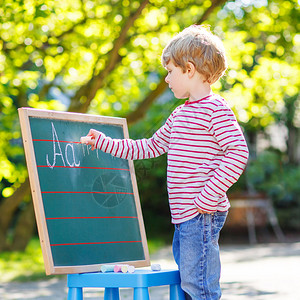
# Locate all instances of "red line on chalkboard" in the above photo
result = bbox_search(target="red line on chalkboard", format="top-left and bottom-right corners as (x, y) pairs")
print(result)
(37, 165), (130, 171)
(41, 191), (134, 195)
(46, 216), (137, 220)
(50, 240), (142, 247)
(33, 139), (79, 144)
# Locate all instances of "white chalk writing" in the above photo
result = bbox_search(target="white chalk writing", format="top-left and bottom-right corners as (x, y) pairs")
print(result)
(46, 122), (80, 169)
(65, 143), (80, 168)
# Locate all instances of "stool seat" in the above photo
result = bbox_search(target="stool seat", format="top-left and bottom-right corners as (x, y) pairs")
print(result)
(67, 269), (185, 300)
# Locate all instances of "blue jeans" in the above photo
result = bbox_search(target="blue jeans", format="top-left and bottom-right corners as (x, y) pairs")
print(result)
(172, 212), (227, 300)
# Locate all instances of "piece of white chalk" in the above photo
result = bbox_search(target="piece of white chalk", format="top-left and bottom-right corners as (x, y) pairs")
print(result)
(121, 265), (129, 273)
(127, 265), (135, 273)
(151, 264), (161, 271)
(120, 265), (135, 273)
(100, 264), (115, 273)
(80, 136), (92, 144)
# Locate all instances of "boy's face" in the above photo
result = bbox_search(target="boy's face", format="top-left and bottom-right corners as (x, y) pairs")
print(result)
(164, 61), (190, 99)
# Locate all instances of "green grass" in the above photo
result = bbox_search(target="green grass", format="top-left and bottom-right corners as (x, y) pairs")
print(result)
(147, 238), (168, 254)
(0, 238), (59, 282)
(0, 237), (168, 283)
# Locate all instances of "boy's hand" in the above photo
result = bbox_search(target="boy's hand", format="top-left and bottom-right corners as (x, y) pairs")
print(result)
(80, 129), (101, 150)
(197, 207), (210, 214)
(87, 129), (101, 150)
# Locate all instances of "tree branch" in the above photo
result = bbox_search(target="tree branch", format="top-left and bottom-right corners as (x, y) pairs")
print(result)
(126, 79), (168, 125)
(196, 0), (228, 24)
(124, 0), (229, 125)
(68, 0), (150, 113)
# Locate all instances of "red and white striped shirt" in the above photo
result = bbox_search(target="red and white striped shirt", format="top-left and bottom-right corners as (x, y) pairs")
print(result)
(95, 94), (249, 224)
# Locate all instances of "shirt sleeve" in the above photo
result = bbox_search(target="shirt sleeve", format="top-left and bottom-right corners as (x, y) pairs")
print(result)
(94, 112), (175, 160)
(194, 104), (249, 212)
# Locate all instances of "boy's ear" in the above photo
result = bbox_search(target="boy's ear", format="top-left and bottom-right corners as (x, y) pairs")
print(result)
(186, 61), (196, 78)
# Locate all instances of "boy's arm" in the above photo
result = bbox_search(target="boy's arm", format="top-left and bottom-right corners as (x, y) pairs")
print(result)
(86, 115), (174, 160)
(194, 106), (249, 213)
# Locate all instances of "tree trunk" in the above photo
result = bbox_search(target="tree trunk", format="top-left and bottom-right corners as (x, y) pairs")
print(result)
(287, 125), (300, 165)
(285, 94), (300, 165)
(196, 0), (228, 24)
(126, 79), (168, 125)
(0, 178), (30, 251)
(11, 199), (36, 251)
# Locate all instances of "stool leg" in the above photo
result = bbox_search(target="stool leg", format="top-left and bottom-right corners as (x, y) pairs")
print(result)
(104, 287), (120, 300)
(170, 284), (185, 300)
(133, 287), (150, 300)
(68, 287), (83, 300)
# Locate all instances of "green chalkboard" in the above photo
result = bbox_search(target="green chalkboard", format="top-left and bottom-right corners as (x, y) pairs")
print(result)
(18, 108), (150, 275)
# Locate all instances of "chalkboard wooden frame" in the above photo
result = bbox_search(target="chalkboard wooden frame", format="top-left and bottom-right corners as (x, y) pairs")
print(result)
(18, 108), (150, 275)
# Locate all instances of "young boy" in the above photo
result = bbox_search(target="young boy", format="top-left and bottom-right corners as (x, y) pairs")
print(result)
(85, 25), (249, 299)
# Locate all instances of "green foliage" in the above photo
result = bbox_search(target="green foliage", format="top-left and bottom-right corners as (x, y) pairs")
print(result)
(0, 0), (224, 198)
(0, 109), (27, 197)
(0, 238), (47, 282)
(246, 151), (282, 188)
(216, 0), (300, 132)
(1, 0), (300, 250)
(246, 150), (300, 230)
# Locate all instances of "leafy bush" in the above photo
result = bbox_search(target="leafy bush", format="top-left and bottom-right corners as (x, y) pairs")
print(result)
(245, 150), (300, 230)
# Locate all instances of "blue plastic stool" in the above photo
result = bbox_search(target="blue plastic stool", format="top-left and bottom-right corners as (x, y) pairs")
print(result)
(67, 269), (185, 300)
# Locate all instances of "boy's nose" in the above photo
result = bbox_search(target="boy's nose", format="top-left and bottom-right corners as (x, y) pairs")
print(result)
(165, 75), (169, 83)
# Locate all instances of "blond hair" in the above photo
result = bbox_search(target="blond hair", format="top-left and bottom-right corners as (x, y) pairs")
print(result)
(161, 25), (227, 84)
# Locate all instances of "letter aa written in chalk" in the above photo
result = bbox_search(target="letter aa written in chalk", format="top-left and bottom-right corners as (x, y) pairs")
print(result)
(46, 122), (80, 169)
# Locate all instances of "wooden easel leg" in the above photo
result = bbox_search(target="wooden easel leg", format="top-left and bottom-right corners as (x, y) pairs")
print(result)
(104, 287), (120, 300)
(170, 284), (186, 300)
(68, 287), (83, 300)
(133, 287), (150, 300)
